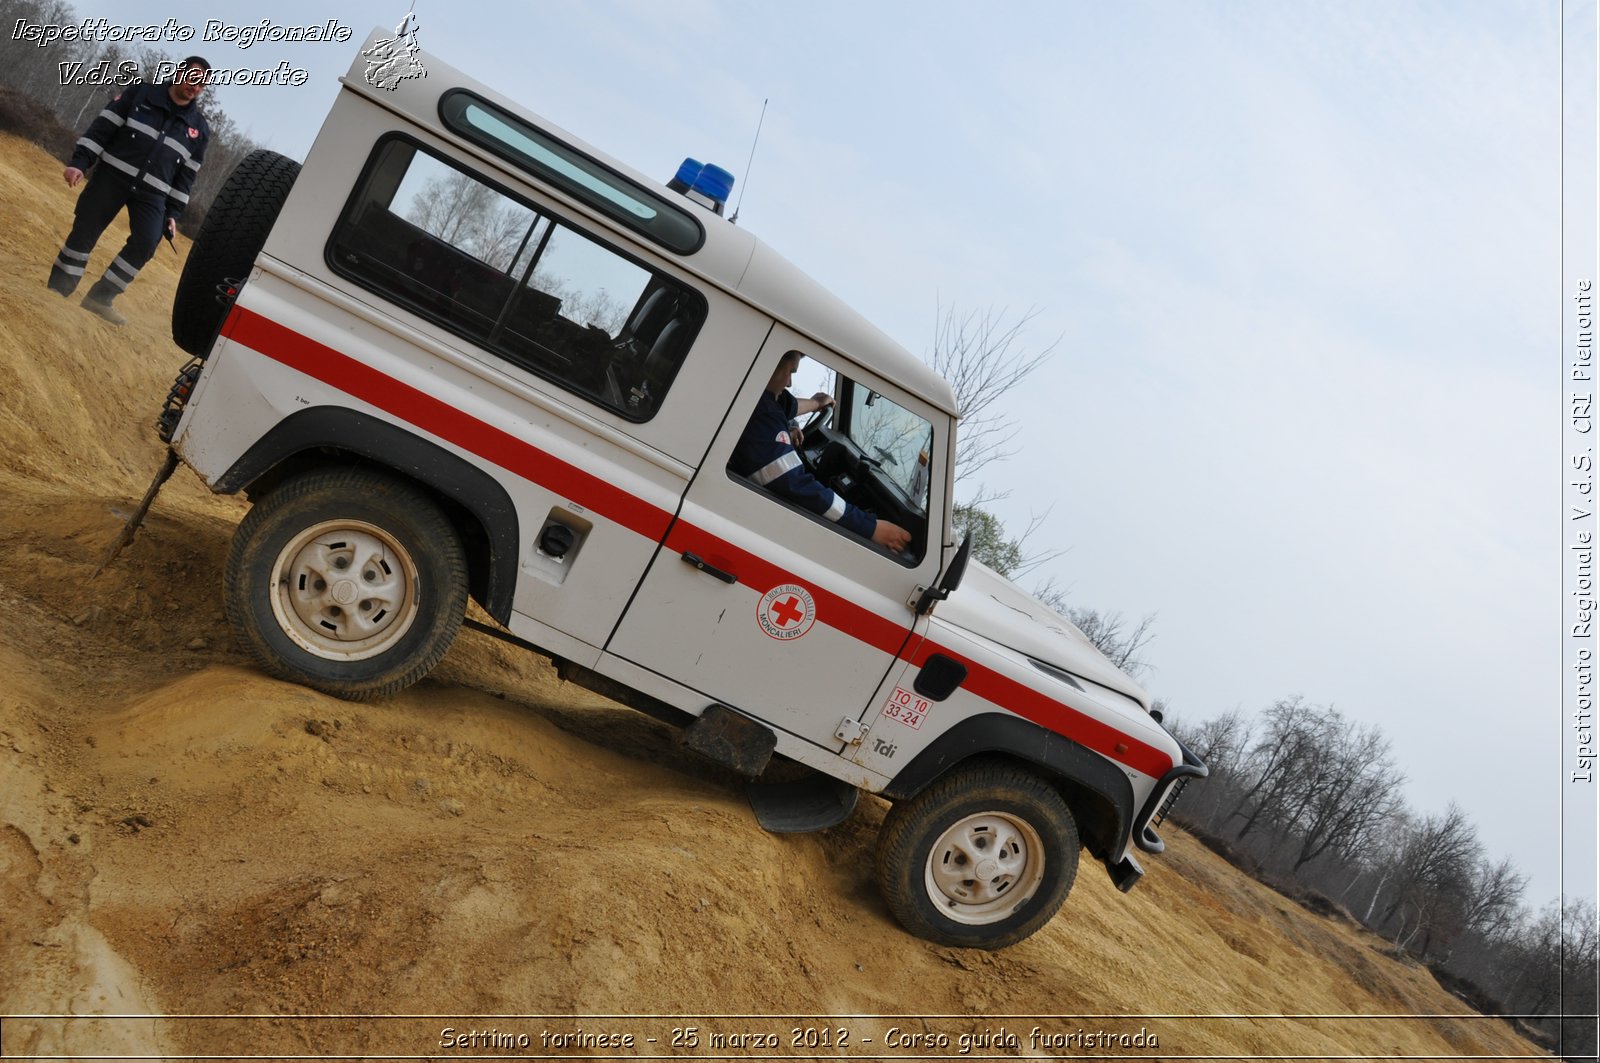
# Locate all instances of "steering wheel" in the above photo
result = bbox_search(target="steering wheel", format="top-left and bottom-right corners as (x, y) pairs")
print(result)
(794, 402), (834, 474)
(800, 401), (834, 437)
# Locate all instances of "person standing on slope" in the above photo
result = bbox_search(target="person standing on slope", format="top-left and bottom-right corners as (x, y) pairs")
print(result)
(46, 57), (211, 326)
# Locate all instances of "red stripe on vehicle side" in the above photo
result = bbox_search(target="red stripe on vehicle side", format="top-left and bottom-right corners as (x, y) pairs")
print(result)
(222, 307), (675, 542)
(224, 307), (1173, 778)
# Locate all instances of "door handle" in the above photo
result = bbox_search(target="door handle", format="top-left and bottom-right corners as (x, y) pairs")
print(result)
(680, 551), (737, 584)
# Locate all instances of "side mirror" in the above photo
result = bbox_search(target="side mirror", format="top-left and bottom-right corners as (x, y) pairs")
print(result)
(914, 533), (972, 615)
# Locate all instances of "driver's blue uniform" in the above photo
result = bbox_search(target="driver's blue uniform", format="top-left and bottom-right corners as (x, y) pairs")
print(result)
(730, 390), (877, 539)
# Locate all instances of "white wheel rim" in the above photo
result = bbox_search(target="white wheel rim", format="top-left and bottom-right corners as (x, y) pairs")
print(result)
(924, 811), (1046, 925)
(269, 519), (421, 662)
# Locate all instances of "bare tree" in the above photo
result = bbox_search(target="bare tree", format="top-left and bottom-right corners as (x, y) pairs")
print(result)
(1494, 896), (1596, 1055)
(921, 300), (1080, 594)
(0, 0), (81, 100)
(1226, 697), (1335, 840)
(1280, 718), (1405, 872)
(928, 299), (1056, 480)
(1360, 813), (1417, 927)
(1459, 856), (1526, 942)
(175, 108), (248, 226)
(1374, 803), (1482, 956)
(1558, 898), (1599, 1055)
(529, 276), (628, 335)
(1178, 708), (1252, 778)
(404, 169), (547, 274)
(1057, 602), (1157, 679)
(475, 201), (539, 273)
(407, 171), (499, 247)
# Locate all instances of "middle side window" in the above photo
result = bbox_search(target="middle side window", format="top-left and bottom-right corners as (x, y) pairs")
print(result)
(328, 137), (704, 421)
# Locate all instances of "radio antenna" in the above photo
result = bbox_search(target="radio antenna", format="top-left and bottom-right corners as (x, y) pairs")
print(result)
(729, 98), (767, 225)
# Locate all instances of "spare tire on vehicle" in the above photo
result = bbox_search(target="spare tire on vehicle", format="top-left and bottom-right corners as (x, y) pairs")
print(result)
(171, 149), (301, 357)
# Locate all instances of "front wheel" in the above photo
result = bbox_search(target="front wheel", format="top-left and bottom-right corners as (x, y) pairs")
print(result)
(224, 469), (467, 700)
(875, 760), (1079, 949)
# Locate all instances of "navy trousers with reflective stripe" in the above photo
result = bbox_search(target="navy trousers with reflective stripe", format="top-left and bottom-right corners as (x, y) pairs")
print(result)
(48, 171), (163, 298)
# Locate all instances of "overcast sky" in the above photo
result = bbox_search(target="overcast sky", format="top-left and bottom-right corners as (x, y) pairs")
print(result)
(47, 0), (1597, 909)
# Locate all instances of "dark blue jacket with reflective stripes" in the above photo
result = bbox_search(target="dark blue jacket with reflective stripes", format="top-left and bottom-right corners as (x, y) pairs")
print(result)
(70, 82), (210, 223)
(730, 390), (878, 540)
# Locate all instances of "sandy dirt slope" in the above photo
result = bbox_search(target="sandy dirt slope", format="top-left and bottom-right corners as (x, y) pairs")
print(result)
(0, 133), (1545, 1060)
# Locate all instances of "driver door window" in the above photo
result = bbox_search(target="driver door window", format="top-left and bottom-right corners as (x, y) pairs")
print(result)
(729, 349), (934, 565)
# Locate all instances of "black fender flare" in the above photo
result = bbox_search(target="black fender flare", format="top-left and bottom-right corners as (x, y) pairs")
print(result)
(215, 407), (520, 624)
(881, 712), (1136, 859)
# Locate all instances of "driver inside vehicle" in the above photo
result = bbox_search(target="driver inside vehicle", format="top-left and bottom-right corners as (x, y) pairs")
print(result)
(730, 351), (913, 552)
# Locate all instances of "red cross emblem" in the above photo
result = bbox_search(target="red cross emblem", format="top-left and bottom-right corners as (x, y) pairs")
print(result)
(757, 584), (816, 640)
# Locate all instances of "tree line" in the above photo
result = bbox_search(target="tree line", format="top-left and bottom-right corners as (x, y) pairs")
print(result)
(1169, 700), (1594, 1057)
(0, 0), (262, 234)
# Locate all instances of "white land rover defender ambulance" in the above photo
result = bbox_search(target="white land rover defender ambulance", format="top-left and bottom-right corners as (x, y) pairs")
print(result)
(152, 31), (1204, 949)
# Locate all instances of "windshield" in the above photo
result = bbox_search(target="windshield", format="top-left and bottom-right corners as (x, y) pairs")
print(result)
(844, 383), (933, 511)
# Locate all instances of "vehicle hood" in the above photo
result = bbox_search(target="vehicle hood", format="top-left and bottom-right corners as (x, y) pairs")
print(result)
(936, 561), (1153, 711)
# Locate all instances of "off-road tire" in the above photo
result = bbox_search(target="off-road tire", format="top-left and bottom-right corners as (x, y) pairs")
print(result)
(224, 468), (467, 701)
(876, 760), (1079, 949)
(171, 149), (301, 356)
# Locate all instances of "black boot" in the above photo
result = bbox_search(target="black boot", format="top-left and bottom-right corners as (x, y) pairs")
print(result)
(46, 263), (79, 297)
(80, 278), (126, 325)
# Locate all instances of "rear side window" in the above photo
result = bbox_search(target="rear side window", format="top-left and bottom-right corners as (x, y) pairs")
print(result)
(328, 137), (704, 421)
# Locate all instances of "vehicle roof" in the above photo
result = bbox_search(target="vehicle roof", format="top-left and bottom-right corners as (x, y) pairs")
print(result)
(342, 28), (959, 417)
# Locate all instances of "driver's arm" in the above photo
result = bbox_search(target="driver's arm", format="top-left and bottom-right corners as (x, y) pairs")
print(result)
(730, 392), (882, 542)
(795, 392), (835, 416)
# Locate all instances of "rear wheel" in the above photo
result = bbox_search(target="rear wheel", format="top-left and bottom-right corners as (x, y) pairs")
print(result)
(875, 760), (1079, 949)
(224, 468), (466, 700)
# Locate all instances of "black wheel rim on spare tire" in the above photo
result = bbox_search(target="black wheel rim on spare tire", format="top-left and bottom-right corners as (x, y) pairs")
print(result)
(171, 149), (301, 357)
